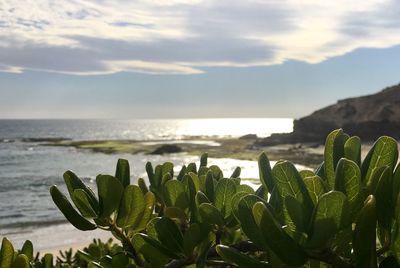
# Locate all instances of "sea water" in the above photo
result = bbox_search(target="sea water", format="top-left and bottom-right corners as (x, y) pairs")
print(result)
(0, 118), (293, 250)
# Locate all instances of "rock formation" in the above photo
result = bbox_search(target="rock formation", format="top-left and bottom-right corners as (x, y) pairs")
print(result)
(257, 83), (400, 145)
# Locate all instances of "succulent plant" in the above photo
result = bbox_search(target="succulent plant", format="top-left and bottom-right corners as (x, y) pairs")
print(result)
(2, 129), (400, 267)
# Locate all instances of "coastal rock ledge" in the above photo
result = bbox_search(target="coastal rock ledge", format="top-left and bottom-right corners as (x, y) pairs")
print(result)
(257, 83), (400, 145)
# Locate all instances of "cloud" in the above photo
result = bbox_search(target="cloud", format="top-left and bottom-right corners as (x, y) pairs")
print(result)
(0, 0), (400, 75)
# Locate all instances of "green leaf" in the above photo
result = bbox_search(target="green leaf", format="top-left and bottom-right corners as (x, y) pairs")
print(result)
(344, 136), (361, 166)
(0, 237), (14, 268)
(216, 245), (269, 267)
(115, 158), (130, 188)
(391, 192), (400, 264)
(133, 191), (155, 231)
(72, 189), (98, 218)
(231, 192), (251, 220)
(209, 165), (223, 180)
(165, 207), (187, 224)
(138, 178), (149, 194)
(353, 195), (377, 268)
(116, 185), (145, 228)
(96, 175), (124, 218)
(252, 202), (307, 266)
(367, 166), (390, 194)
(334, 158), (363, 216)
(196, 191), (211, 206)
(134, 233), (179, 259)
(303, 175), (325, 206)
(200, 153), (208, 167)
(183, 223), (201, 256)
(20, 240), (33, 261)
(393, 165), (400, 208)
(375, 167), (393, 233)
(199, 203), (225, 227)
(155, 217), (184, 255)
(324, 129), (348, 190)
(11, 254), (29, 268)
(50, 185), (96, 230)
(362, 136), (398, 186)
(230, 167), (241, 178)
(236, 194), (268, 249)
(272, 160), (313, 229)
(205, 171), (215, 202)
(307, 191), (350, 248)
(63, 170), (99, 213)
(284, 195), (307, 234)
(131, 234), (170, 267)
(214, 178), (237, 218)
(299, 170), (315, 179)
(162, 162), (174, 178)
(42, 253), (53, 268)
(177, 165), (187, 181)
(258, 152), (274, 193)
(187, 163), (197, 174)
(146, 162), (155, 185)
(163, 180), (189, 210)
(237, 184), (255, 194)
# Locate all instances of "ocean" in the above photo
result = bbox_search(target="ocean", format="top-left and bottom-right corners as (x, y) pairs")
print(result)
(0, 118), (293, 251)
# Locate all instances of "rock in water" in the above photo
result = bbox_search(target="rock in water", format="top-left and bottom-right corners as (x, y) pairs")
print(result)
(150, 144), (183, 155)
(257, 83), (400, 145)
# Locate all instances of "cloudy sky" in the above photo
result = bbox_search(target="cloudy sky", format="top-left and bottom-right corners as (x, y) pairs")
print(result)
(1, 0), (400, 118)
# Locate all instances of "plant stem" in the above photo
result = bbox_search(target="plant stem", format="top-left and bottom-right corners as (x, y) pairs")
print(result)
(108, 223), (144, 267)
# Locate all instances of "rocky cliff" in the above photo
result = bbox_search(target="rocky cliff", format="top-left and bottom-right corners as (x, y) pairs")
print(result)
(257, 83), (400, 145)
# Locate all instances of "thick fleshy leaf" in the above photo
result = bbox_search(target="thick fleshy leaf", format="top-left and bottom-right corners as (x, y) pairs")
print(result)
(230, 167), (241, 178)
(307, 191), (350, 248)
(187, 163), (197, 174)
(252, 202), (307, 266)
(63, 170), (99, 213)
(344, 136), (361, 166)
(134, 233), (179, 259)
(115, 158), (130, 188)
(334, 158), (363, 216)
(272, 161), (313, 229)
(324, 129), (348, 190)
(362, 136), (398, 185)
(258, 152), (274, 193)
(145, 162), (155, 185)
(393, 165), (400, 207)
(216, 245), (269, 267)
(183, 223), (201, 256)
(72, 189), (98, 218)
(209, 165), (223, 180)
(50, 185), (96, 230)
(200, 153), (208, 167)
(299, 170), (315, 179)
(42, 254), (53, 268)
(231, 192), (251, 220)
(353, 195), (377, 268)
(375, 168), (393, 233)
(11, 254), (29, 268)
(96, 175), (124, 218)
(20, 240), (33, 261)
(285, 196), (307, 234)
(162, 162), (174, 178)
(116, 185), (145, 228)
(391, 192), (400, 264)
(163, 180), (189, 210)
(214, 178), (237, 218)
(0, 237), (14, 268)
(205, 171), (215, 202)
(196, 191), (211, 206)
(303, 175), (325, 206)
(155, 217), (184, 255)
(165, 207), (187, 224)
(133, 191), (155, 231)
(199, 203), (225, 227)
(237, 184), (254, 194)
(236, 194), (268, 249)
(138, 178), (149, 194)
(177, 165), (187, 181)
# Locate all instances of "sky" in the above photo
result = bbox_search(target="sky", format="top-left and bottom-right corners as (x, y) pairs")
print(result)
(0, 0), (400, 119)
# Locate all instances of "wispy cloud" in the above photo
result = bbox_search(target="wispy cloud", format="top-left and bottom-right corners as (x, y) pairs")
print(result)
(0, 0), (400, 75)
